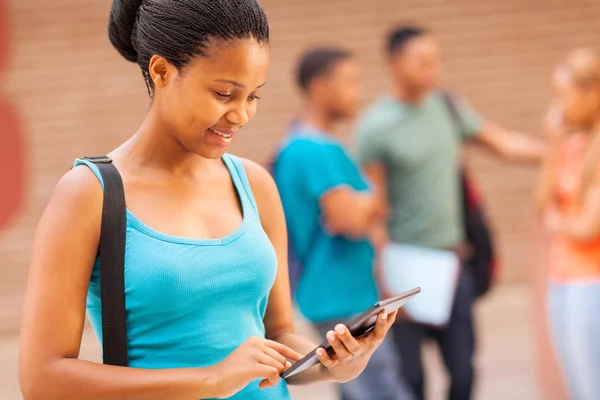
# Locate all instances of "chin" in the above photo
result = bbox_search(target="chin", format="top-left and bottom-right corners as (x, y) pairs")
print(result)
(196, 147), (229, 160)
(198, 141), (234, 158)
(186, 134), (231, 159)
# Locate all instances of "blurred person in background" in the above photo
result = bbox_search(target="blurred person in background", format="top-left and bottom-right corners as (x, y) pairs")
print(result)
(18, 2), (401, 399)
(538, 48), (600, 400)
(355, 25), (545, 400)
(272, 48), (415, 400)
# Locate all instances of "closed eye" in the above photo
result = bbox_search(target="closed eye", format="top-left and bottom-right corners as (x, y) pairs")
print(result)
(214, 91), (232, 99)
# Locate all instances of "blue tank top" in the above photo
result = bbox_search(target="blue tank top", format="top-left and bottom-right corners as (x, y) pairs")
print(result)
(74, 154), (290, 400)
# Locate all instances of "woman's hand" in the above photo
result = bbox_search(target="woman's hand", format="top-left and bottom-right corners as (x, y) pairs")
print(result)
(544, 208), (564, 233)
(211, 336), (303, 398)
(542, 106), (567, 146)
(315, 310), (397, 383)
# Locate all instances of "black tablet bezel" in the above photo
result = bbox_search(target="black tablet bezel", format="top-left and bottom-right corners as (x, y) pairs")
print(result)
(281, 287), (421, 379)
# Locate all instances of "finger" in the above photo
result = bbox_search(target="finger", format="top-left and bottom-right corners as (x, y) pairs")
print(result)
(326, 330), (352, 360)
(264, 340), (303, 361)
(259, 379), (274, 389)
(261, 344), (289, 370)
(387, 310), (398, 325)
(316, 347), (336, 369)
(257, 366), (281, 389)
(334, 324), (362, 354)
(370, 309), (391, 341)
(258, 375), (278, 389)
(257, 352), (288, 374)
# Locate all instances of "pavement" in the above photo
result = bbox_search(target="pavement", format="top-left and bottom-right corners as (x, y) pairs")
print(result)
(1, 285), (537, 399)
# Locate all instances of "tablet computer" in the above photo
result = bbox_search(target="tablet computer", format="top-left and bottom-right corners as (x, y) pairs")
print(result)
(281, 287), (421, 379)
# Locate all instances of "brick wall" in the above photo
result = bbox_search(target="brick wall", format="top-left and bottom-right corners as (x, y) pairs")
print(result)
(1, 0), (599, 334)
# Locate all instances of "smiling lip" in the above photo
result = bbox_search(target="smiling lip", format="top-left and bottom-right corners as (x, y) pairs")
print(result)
(207, 127), (238, 146)
(210, 127), (238, 135)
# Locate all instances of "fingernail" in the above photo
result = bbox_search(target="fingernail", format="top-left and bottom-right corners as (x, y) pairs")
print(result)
(335, 325), (345, 335)
(286, 361), (292, 369)
(382, 311), (388, 320)
(328, 332), (336, 341)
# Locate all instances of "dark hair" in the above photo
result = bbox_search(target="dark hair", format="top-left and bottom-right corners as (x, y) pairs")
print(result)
(108, 0), (270, 96)
(296, 48), (353, 92)
(387, 25), (428, 56)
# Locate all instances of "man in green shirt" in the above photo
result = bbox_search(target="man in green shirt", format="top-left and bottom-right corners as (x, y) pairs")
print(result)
(355, 25), (544, 400)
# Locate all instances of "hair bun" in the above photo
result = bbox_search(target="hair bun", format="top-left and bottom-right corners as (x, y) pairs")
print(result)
(108, 0), (145, 63)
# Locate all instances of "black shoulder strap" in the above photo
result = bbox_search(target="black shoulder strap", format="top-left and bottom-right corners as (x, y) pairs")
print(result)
(440, 90), (466, 137)
(84, 156), (129, 367)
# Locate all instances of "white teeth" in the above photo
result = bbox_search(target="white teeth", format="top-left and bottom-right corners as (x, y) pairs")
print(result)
(209, 128), (233, 139)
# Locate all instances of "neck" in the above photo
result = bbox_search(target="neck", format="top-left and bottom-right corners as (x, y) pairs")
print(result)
(394, 81), (427, 104)
(118, 111), (215, 177)
(301, 105), (337, 133)
(568, 116), (600, 136)
(588, 115), (600, 133)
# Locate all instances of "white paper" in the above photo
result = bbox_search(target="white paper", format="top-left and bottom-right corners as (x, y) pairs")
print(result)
(381, 243), (461, 327)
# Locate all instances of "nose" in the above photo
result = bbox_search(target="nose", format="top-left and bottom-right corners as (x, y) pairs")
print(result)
(226, 102), (249, 127)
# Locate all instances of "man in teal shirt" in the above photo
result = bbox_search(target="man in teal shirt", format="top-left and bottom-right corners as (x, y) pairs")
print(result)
(273, 48), (414, 400)
(355, 25), (545, 400)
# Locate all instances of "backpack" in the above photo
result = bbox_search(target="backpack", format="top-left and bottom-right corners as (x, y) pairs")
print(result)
(441, 92), (499, 298)
(271, 105), (499, 300)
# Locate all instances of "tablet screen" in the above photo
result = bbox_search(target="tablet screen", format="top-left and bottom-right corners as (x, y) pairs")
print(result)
(281, 287), (421, 379)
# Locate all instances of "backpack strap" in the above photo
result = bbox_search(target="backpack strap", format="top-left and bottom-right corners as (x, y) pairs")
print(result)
(440, 90), (467, 137)
(83, 156), (129, 367)
(438, 95), (497, 298)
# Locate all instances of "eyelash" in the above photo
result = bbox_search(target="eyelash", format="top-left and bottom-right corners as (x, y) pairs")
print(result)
(214, 91), (231, 99)
(214, 91), (261, 101)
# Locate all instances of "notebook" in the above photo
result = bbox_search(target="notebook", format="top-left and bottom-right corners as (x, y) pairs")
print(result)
(380, 243), (461, 327)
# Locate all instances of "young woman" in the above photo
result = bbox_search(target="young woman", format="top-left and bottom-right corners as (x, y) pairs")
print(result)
(18, 1), (397, 399)
(538, 48), (600, 400)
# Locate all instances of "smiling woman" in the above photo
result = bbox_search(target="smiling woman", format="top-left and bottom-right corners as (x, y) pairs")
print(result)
(148, 41), (269, 157)
(18, 1), (398, 400)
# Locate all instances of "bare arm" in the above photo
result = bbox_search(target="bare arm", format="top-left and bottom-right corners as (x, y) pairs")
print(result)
(246, 159), (399, 386)
(552, 181), (600, 241)
(370, 220), (392, 301)
(537, 108), (570, 213)
(319, 161), (389, 238)
(319, 187), (380, 239)
(360, 165), (391, 298)
(244, 159), (333, 385)
(476, 122), (547, 164)
(536, 141), (561, 214)
(362, 163), (388, 213)
(539, 110), (600, 241)
(19, 167), (217, 400)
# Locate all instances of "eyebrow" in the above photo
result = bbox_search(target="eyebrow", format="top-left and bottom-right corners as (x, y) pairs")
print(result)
(214, 79), (266, 89)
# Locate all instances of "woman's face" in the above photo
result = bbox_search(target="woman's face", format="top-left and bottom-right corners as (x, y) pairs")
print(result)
(552, 64), (600, 129)
(151, 38), (270, 159)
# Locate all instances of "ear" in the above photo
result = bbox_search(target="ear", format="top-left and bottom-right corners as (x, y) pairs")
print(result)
(593, 84), (600, 107)
(148, 55), (176, 89)
(388, 55), (401, 73)
(310, 75), (330, 99)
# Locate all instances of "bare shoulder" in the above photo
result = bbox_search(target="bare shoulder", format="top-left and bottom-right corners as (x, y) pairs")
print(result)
(53, 165), (104, 209)
(239, 157), (283, 224)
(240, 157), (279, 199)
(21, 164), (106, 380)
(38, 165), (104, 237)
(27, 164), (104, 281)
